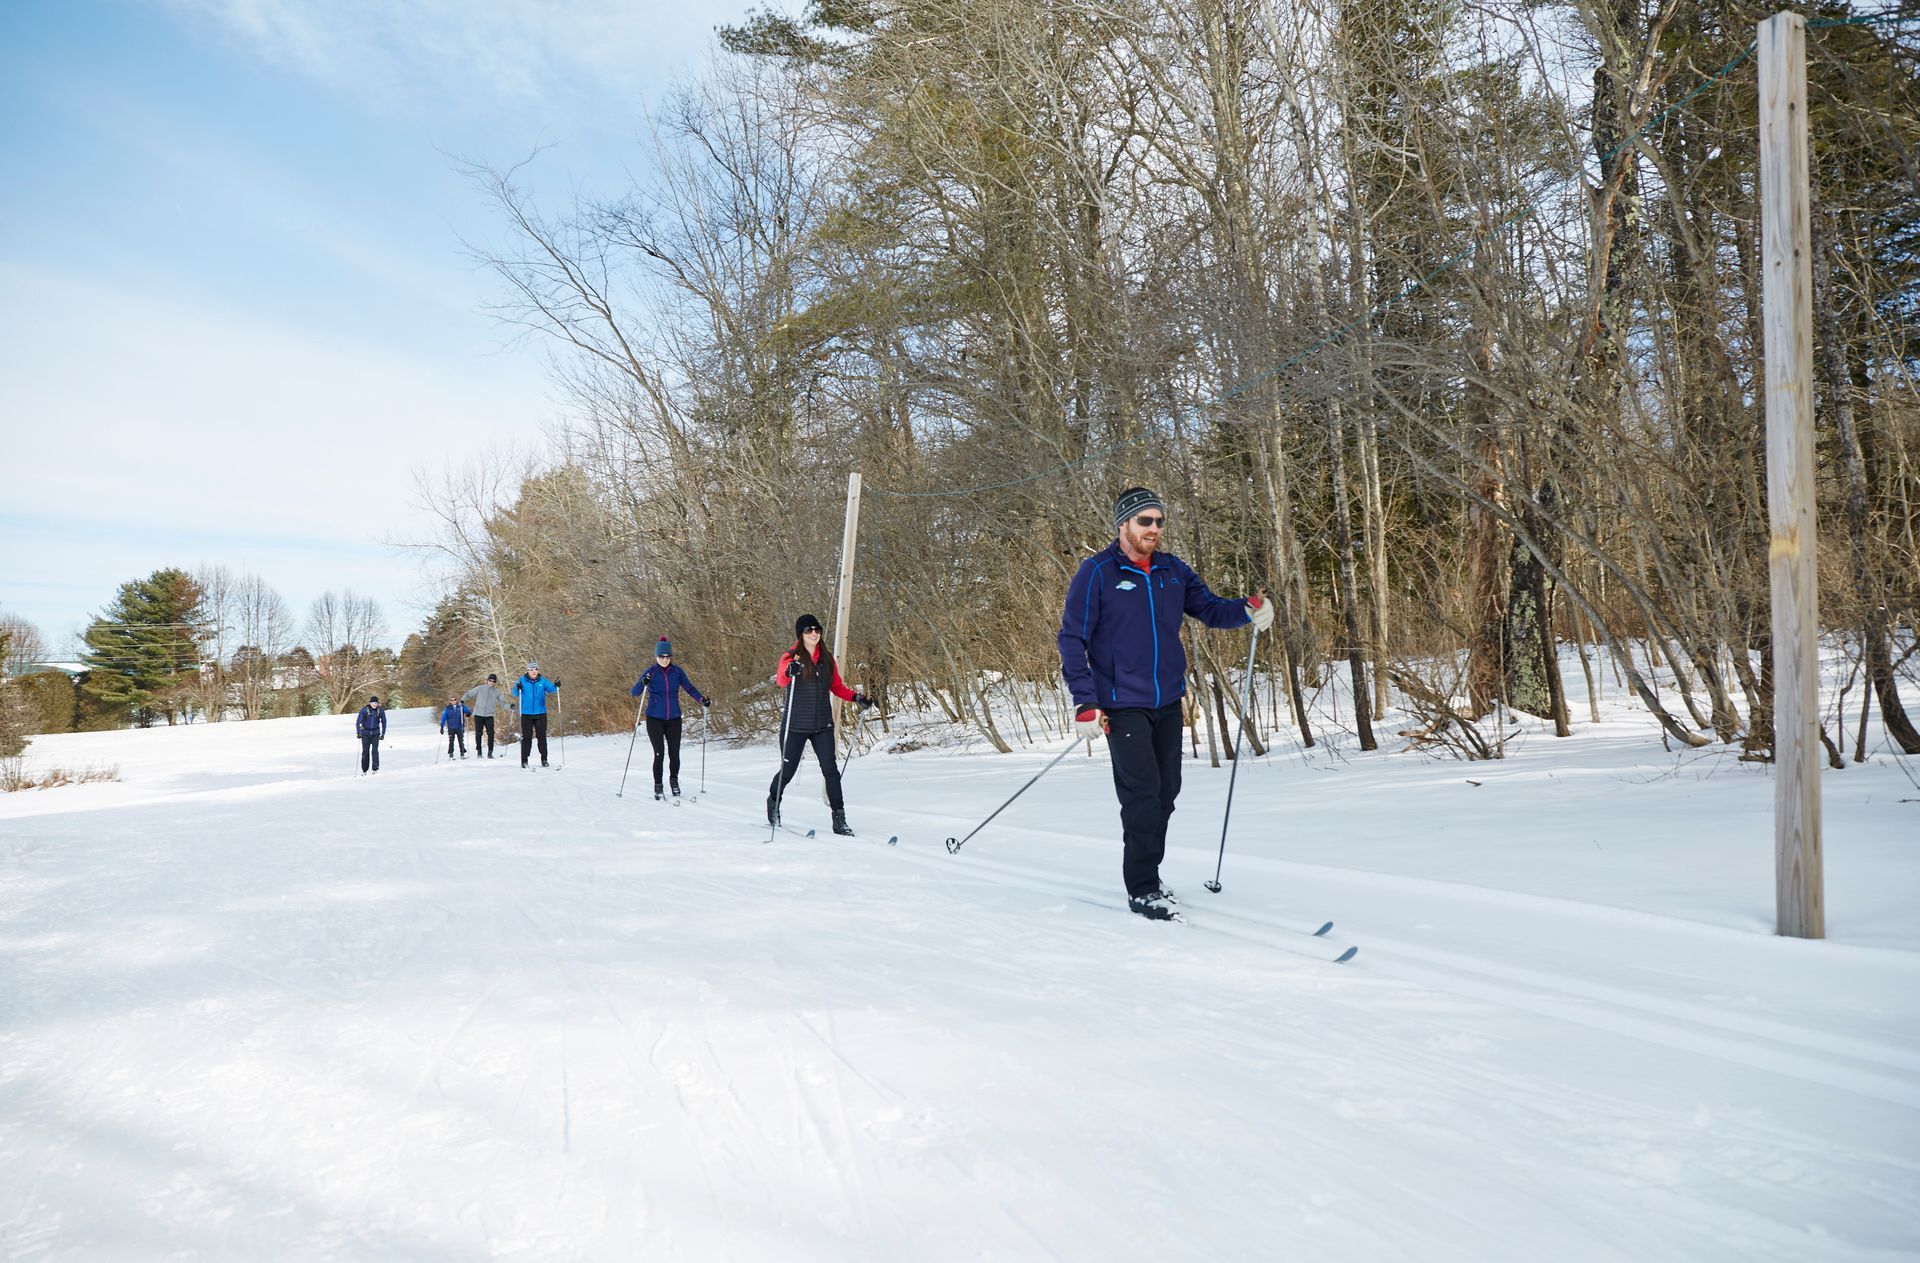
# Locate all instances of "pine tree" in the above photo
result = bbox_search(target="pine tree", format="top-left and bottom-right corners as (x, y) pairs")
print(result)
(81, 568), (208, 727)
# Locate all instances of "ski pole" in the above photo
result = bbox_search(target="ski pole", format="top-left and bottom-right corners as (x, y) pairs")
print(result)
(700, 707), (707, 795)
(556, 693), (566, 769)
(945, 738), (1085, 854)
(616, 698), (644, 797)
(769, 671), (797, 843)
(1204, 627), (1262, 894)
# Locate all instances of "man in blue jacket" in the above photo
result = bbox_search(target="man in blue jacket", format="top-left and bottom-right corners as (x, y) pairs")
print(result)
(511, 662), (560, 768)
(355, 694), (387, 774)
(631, 638), (710, 799)
(1058, 487), (1274, 920)
(438, 695), (472, 759)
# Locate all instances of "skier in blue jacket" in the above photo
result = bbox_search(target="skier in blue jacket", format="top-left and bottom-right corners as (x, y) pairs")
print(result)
(354, 694), (387, 774)
(438, 696), (472, 759)
(1058, 487), (1274, 920)
(631, 638), (710, 799)
(510, 662), (561, 768)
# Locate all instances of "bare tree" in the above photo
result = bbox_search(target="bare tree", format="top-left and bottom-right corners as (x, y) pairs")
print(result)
(233, 574), (294, 720)
(307, 591), (390, 714)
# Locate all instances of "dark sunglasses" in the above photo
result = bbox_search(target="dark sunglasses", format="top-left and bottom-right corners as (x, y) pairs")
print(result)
(1134, 514), (1166, 528)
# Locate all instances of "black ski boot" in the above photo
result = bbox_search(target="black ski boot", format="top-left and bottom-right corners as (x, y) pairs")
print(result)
(831, 810), (855, 837)
(1127, 890), (1182, 922)
(654, 786), (664, 801)
(670, 780), (681, 799)
(766, 791), (781, 827)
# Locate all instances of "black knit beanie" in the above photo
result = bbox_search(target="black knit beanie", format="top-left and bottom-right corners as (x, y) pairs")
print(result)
(795, 613), (823, 638)
(1113, 486), (1164, 528)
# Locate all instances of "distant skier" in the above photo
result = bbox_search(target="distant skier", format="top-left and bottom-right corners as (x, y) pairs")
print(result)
(462, 673), (506, 758)
(631, 638), (710, 800)
(511, 662), (561, 768)
(1058, 487), (1274, 920)
(355, 694), (387, 774)
(438, 696), (471, 758)
(768, 614), (875, 836)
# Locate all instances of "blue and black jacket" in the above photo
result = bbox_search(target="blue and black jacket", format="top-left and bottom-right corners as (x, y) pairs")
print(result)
(631, 663), (707, 720)
(1058, 540), (1251, 711)
(355, 703), (387, 740)
(512, 674), (559, 716)
(438, 702), (471, 732)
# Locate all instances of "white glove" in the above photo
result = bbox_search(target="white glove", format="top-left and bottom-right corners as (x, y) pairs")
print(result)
(1075, 708), (1107, 741)
(1246, 591), (1276, 633)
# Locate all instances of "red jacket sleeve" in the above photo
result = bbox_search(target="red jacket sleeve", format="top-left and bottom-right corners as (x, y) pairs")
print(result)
(828, 662), (857, 703)
(776, 651), (797, 686)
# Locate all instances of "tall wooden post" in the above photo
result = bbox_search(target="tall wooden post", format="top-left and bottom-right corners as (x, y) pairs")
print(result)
(831, 471), (863, 733)
(1759, 11), (1824, 939)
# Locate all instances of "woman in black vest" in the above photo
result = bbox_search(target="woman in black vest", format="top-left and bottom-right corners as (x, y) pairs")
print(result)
(768, 613), (875, 835)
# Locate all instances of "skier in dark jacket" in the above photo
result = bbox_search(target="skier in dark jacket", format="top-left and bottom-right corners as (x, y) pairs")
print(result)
(768, 614), (875, 836)
(355, 695), (388, 774)
(1058, 487), (1274, 920)
(631, 638), (709, 799)
(438, 696), (472, 758)
(510, 662), (560, 768)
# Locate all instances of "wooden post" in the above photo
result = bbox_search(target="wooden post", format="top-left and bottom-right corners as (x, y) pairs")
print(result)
(831, 471), (863, 734)
(1759, 11), (1824, 939)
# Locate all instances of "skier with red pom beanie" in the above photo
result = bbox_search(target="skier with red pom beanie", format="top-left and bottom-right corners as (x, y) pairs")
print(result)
(1058, 487), (1274, 920)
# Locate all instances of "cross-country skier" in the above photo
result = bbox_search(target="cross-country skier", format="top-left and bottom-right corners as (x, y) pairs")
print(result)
(1058, 487), (1274, 920)
(510, 662), (561, 768)
(631, 638), (709, 800)
(768, 614), (875, 836)
(355, 694), (387, 774)
(462, 673), (506, 758)
(438, 695), (472, 758)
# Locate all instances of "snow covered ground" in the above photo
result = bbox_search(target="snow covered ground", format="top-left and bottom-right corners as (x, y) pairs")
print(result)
(2, 690), (1917, 1261)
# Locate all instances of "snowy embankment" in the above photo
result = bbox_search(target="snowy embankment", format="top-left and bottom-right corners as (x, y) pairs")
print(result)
(1, 692), (1916, 1261)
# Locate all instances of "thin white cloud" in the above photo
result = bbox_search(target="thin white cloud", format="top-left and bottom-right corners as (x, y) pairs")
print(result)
(150, 0), (754, 113)
(0, 259), (551, 554)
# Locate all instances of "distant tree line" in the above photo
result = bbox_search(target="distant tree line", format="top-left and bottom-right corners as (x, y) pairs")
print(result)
(0, 568), (404, 737)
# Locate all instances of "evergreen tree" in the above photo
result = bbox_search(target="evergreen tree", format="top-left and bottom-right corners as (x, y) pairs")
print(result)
(81, 568), (208, 727)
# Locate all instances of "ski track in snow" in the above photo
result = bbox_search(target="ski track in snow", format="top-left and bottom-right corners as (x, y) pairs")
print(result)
(0, 709), (1916, 1261)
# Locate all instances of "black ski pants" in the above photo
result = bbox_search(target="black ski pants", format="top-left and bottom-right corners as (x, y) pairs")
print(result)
(472, 715), (495, 756)
(360, 736), (381, 773)
(445, 726), (467, 756)
(1105, 702), (1184, 897)
(520, 713), (549, 765)
(647, 716), (683, 788)
(770, 726), (843, 811)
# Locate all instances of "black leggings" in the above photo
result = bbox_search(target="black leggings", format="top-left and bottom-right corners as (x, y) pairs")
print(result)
(520, 713), (549, 765)
(770, 727), (842, 811)
(647, 716), (683, 786)
(359, 736), (381, 773)
(472, 715), (495, 755)
(1105, 703), (1184, 896)
(445, 726), (466, 755)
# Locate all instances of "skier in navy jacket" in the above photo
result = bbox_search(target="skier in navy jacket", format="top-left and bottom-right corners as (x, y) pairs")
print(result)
(438, 697), (472, 758)
(1058, 487), (1274, 919)
(631, 638), (709, 798)
(355, 695), (388, 774)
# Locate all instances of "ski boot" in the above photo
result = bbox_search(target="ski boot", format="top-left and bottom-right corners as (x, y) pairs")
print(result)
(766, 791), (781, 827)
(654, 785), (664, 801)
(831, 810), (855, 837)
(1127, 890), (1181, 922)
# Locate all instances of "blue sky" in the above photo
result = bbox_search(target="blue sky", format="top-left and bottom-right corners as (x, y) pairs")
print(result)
(0, 0), (756, 654)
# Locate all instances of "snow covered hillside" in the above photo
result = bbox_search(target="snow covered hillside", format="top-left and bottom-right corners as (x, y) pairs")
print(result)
(2, 702), (1916, 1260)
